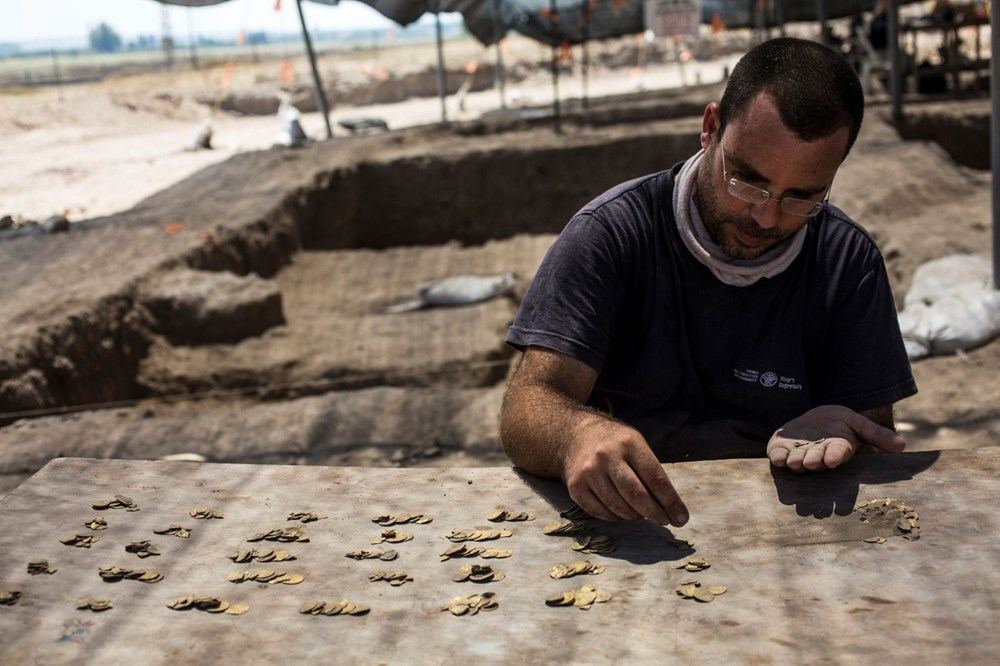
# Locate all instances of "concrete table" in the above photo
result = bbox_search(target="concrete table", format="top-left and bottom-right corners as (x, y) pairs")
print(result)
(1, 451), (998, 664)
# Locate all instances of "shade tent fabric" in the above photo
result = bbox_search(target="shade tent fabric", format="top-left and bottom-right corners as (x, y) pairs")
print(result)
(153, 0), (924, 47)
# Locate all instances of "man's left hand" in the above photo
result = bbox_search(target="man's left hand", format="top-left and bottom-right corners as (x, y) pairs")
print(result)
(767, 405), (906, 472)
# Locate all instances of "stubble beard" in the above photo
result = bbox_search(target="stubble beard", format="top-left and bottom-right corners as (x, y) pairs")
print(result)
(694, 156), (792, 261)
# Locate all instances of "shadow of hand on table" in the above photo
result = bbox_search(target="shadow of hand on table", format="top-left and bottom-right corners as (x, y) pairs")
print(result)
(770, 450), (941, 519)
(514, 468), (696, 566)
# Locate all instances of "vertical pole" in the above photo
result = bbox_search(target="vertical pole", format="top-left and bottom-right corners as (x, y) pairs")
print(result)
(433, 1), (448, 124)
(582, 2), (590, 112)
(294, 0), (333, 140)
(549, 0), (561, 133)
(991, 4), (999, 288)
(493, 0), (507, 109)
(888, 0), (902, 120)
(815, 0), (828, 45)
(187, 8), (199, 70)
(50, 50), (63, 101)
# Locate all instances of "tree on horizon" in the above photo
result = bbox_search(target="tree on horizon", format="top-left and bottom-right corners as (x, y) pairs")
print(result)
(89, 23), (122, 53)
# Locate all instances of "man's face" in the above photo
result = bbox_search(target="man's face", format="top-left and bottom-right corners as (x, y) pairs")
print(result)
(695, 94), (849, 261)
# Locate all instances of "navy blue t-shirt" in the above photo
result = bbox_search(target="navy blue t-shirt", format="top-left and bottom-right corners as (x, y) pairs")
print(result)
(506, 166), (917, 460)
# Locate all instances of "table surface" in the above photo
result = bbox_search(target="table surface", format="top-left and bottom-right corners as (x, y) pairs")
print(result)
(1, 451), (999, 664)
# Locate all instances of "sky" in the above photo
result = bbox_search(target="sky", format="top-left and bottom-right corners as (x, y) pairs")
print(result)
(0, 0), (440, 48)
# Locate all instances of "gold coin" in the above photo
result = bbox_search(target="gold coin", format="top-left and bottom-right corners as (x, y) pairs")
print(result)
(225, 602), (250, 615)
(708, 586), (727, 596)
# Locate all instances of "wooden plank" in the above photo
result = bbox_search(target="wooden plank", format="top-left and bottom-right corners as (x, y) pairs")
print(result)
(1, 450), (998, 663)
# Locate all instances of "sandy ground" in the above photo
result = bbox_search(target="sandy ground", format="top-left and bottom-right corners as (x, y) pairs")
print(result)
(0, 33), (741, 223)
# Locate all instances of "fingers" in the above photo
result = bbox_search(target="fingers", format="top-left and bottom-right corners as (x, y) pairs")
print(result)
(564, 443), (689, 526)
(847, 411), (907, 453)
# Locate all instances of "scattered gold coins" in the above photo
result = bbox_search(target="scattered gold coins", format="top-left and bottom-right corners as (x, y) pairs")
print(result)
(288, 512), (327, 523)
(549, 561), (605, 579)
(440, 544), (512, 561)
(373, 513), (433, 526)
(671, 557), (710, 572)
(299, 600), (370, 616)
(560, 505), (594, 521)
(453, 564), (505, 583)
(571, 536), (616, 554)
(167, 596), (249, 615)
(92, 495), (139, 512)
(85, 518), (108, 531)
(545, 585), (611, 609)
(227, 570), (304, 585)
(247, 527), (309, 543)
(153, 525), (191, 539)
(27, 560), (57, 575)
(60, 534), (99, 548)
(189, 508), (224, 520)
(125, 541), (160, 558)
(441, 592), (498, 616)
(864, 536), (888, 544)
(856, 497), (922, 541)
(368, 571), (413, 586)
(227, 548), (296, 564)
(345, 549), (398, 561)
(98, 566), (163, 583)
(372, 529), (413, 545)
(543, 521), (592, 536)
(486, 506), (535, 522)
(670, 538), (695, 550)
(77, 597), (113, 612)
(0, 590), (21, 606)
(447, 528), (513, 543)
(675, 581), (727, 602)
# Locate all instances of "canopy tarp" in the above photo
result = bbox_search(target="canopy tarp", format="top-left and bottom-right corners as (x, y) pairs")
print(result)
(153, 0), (922, 47)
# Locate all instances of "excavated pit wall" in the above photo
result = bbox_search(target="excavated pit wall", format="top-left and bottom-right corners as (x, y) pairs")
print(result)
(0, 116), (703, 420)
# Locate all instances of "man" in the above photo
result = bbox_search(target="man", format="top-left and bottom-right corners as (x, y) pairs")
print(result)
(499, 38), (917, 528)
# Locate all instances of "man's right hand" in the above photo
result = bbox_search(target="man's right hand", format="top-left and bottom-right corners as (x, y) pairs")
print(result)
(500, 347), (689, 528)
(562, 415), (689, 526)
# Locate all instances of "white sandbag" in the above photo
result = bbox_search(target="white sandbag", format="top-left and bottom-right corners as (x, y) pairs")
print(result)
(384, 273), (517, 314)
(417, 273), (516, 306)
(898, 255), (1000, 359)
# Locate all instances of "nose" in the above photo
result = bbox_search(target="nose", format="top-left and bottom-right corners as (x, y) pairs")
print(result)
(749, 198), (782, 229)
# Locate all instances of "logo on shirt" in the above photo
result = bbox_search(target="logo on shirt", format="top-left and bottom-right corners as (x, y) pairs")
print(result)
(733, 368), (803, 390)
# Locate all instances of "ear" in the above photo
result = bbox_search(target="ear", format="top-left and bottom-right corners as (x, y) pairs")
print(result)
(700, 102), (721, 150)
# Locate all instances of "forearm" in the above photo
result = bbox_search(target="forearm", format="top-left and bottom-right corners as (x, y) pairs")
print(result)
(499, 380), (609, 480)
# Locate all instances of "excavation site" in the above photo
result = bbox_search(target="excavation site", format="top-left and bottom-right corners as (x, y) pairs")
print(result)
(0, 86), (995, 496)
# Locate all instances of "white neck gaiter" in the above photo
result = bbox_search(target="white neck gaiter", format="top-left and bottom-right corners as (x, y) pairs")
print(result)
(672, 149), (808, 287)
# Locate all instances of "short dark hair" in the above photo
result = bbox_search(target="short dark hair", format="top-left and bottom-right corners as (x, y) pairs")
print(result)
(718, 38), (865, 157)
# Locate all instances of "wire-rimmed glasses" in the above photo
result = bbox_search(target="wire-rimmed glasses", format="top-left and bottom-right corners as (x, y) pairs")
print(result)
(721, 144), (830, 218)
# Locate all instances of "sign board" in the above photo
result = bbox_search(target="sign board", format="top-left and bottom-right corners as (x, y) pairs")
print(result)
(644, 0), (702, 38)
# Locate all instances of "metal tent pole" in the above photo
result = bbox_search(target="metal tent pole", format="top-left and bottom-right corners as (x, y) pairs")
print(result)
(549, 0), (561, 133)
(493, 0), (507, 109)
(433, 1), (449, 124)
(992, 6), (999, 288)
(294, 0), (333, 139)
(888, 0), (902, 120)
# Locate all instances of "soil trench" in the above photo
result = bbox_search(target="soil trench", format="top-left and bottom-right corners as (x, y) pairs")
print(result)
(0, 89), (997, 495)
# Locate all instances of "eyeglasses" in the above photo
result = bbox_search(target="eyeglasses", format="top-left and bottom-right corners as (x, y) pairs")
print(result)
(721, 144), (829, 218)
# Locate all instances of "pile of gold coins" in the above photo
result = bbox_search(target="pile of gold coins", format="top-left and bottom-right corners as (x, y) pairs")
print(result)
(549, 561), (605, 579)
(247, 527), (309, 543)
(227, 548), (296, 563)
(367, 571), (413, 586)
(92, 496), (139, 512)
(452, 564), (505, 583)
(227, 570), (304, 585)
(98, 566), (162, 583)
(167, 596), (249, 615)
(153, 524), (191, 538)
(545, 585), (611, 610)
(345, 549), (398, 561)
(441, 592), (498, 616)
(299, 599), (370, 616)
(189, 508), (224, 520)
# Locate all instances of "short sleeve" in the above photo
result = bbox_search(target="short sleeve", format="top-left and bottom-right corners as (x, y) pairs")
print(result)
(506, 212), (628, 373)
